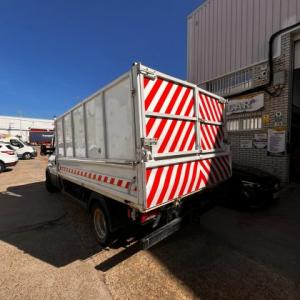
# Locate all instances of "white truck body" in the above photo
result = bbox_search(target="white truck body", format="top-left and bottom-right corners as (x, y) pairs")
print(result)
(54, 63), (231, 213)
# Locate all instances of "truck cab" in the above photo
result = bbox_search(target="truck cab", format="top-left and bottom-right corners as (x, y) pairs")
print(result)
(2, 137), (37, 160)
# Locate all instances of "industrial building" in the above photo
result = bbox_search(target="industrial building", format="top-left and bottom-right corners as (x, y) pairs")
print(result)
(188, 0), (300, 183)
(0, 115), (54, 142)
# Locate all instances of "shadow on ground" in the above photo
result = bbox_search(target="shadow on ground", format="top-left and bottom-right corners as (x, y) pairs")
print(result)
(1, 181), (300, 299)
(0, 181), (103, 267)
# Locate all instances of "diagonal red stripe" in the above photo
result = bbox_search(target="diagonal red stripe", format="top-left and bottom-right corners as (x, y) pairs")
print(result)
(175, 88), (192, 115)
(144, 77), (150, 88)
(187, 161), (198, 194)
(168, 163), (183, 200)
(158, 119), (177, 153)
(165, 85), (183, 114)
(202, 159), (213, 185)
(179, 122), (195, 151)
(156, 165), (174, 205)
(178, 162), (191, 197)
(209, 98), (220, 122)
(202, 95), (213, 122)
(195, 164), (203, 190)
(153, 119), (168, 139)
(144, 78), (163, 111)
(147, 167), (164, 208)
(187, 131), (196, 151)
(200, 125), (211, 150)
(206, 97), (217, 122)
(153, 81), (173, 113)
(168, 120), (187, 152)
(146, 117), (156, 136)
(183, 97), (195, 117)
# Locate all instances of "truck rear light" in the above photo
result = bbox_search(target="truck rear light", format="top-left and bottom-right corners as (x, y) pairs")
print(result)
(140, 210), (159, 224)
(1, 150), (15, 155)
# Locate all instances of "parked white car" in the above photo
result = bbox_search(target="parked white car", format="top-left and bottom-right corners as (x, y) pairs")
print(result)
(0, 137), (37, 160)
(0, 142), (18, 172)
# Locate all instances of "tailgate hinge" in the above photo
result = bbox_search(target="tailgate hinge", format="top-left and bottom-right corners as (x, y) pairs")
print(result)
(139, 67), (157, 80)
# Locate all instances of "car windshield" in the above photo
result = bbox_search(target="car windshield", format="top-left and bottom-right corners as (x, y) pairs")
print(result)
(19, 138), (28, 145)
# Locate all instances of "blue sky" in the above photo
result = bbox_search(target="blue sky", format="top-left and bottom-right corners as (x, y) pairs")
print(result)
(0, 0), (202, 119)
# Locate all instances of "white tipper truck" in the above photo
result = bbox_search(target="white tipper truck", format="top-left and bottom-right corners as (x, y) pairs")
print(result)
(45, 63), (231, 248)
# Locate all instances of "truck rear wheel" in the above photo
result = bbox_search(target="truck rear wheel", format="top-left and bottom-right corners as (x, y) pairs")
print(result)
(91, 203), (111, 246)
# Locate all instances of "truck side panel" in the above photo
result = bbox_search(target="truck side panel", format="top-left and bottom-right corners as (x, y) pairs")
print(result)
(56, 72), (140, 208)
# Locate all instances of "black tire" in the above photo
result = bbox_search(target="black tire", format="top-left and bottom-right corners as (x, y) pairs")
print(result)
(0, 161), (5, 173)
(91, 202), (111, 246)
(23, 152), (32, 160)
(45, 171), (59, 193)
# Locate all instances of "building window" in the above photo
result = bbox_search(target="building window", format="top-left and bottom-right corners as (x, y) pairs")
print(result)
(242, 117), (262, 130)
(227, 119), (240, 131)
(227, 117), (262, 132)
(206, 68), (253, 96)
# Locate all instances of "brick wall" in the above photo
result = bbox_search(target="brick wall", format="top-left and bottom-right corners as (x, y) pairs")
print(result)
(225, 33), (292, 184)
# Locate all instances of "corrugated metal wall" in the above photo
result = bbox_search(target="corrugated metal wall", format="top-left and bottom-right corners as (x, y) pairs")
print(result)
(187, 0), (300, 84)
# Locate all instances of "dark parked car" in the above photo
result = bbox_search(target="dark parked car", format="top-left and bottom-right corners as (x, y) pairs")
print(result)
(218, 163), (280, 209)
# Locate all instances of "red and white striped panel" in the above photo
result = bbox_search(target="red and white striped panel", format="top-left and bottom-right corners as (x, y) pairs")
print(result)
(199, 92), (224, 123)
(144, 77), (195, 116)
(200, 124), (224, 151)
(146, 117), (196, 154)
(145, 155), (231, 209)
(59, 166), (137, 192)
(143, 77), (197, 155)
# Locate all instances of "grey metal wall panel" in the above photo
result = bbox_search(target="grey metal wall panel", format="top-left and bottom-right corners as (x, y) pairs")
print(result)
(188, 0), (300, 84)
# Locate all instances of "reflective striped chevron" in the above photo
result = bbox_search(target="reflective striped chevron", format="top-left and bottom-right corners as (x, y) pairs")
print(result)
(200, 124), (224, 151)
(145, 156), (231, 209)
(198, 92), (224, 123)
(144, 77), (196, 155)
(198, 91), (225, 152)
(144, 77), (195, 117)
(59, 166), (137, 192)
(142, 75), (229, 210)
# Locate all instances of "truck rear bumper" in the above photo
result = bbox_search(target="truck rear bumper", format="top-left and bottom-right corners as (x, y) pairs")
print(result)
(140, 217), (182, 250)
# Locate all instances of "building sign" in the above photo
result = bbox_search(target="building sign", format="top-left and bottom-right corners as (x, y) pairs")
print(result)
(253, 133), (267, 149)
(227, 93), (264, 115)
(267, 129), (286, 156)
(240, 139), (253, 149)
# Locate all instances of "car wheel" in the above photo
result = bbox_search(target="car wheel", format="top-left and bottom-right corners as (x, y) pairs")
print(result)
(45, 171), (59, 193)
(23, 152), (31, 160)
(0, 162), (5, 173)
(91, 203), (111, 246)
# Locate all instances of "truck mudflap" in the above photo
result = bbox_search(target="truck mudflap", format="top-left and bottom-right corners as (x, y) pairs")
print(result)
(140, 217), (182, 250)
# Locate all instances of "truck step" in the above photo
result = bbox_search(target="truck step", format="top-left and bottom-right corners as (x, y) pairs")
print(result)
(140, 217), (182, 250)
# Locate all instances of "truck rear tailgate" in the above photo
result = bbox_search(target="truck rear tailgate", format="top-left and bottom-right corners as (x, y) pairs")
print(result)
(137, 65), (231, 210)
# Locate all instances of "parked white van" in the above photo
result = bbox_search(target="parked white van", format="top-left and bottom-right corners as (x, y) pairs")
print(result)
(0, 137), (37, 160)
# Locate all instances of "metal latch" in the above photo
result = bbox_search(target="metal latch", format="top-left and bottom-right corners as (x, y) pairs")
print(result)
(141, 138), (158, 161)
(140, 68), (157, 80)
(142, 138), (158, 147)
